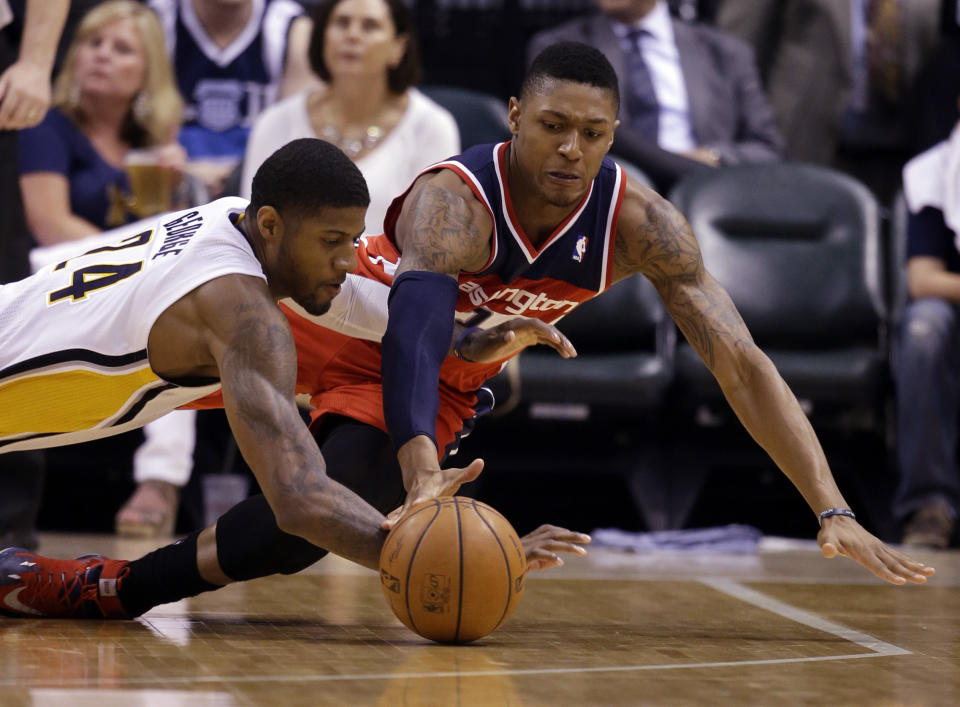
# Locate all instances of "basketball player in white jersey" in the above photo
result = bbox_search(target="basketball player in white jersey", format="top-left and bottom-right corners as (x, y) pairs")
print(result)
(0, 135), (588, 619)
(0, 137), (463, 617)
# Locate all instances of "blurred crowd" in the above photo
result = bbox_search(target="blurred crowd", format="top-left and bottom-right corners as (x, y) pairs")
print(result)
(2, 0), (959, 551)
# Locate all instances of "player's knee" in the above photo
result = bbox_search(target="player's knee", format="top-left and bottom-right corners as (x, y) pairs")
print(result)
(215, 494), (326, 581)
(274, 538), (329, 575)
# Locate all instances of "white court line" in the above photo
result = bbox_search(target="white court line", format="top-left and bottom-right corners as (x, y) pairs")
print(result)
(0, 652), (902, 689)
(0, 580), (912, 689)
(700, 577), (911, 656)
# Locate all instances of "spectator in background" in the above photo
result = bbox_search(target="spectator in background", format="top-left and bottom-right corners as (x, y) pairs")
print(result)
(0, 0), (69, 550)
(894, 112), (960, 550)
(716, 0), (938, 201)
(240, 0), (459, 235)
(18, 0), (185, 245)
(526, 0), (783, 193)
(148, 0), (316, 198)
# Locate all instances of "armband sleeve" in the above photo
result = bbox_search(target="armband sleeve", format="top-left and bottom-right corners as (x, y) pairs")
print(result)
(381, 270), (459, 449)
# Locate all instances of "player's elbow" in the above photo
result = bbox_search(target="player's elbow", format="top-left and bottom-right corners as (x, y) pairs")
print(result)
(271, 479), (334, 540)
(273, 502), (312, 539)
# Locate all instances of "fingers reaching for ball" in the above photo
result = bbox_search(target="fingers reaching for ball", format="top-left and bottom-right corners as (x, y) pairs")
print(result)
(520, 524), (591, 571)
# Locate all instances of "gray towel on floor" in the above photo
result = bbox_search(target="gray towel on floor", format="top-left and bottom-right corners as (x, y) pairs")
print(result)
(590, 524), (763, 554)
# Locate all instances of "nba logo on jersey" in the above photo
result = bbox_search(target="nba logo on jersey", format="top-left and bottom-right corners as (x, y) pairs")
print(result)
(572, 235), (588, 263)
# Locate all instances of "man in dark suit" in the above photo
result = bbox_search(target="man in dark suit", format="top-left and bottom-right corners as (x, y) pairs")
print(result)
(717, 0), (939, 202)
(527, 0), (783, 192)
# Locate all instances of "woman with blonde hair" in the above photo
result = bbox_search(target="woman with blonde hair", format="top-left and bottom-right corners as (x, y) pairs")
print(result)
(19, 0), (185, 245)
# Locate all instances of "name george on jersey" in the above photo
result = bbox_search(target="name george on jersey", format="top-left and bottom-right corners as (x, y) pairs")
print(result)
(153, 211), (205, 260)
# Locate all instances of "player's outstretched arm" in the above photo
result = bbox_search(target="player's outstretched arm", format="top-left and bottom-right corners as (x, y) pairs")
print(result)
(613, 181), (934, 585)
(381, 171), (495, 527)
(521, 524), (591, 571)
(198, 275), (388, 570)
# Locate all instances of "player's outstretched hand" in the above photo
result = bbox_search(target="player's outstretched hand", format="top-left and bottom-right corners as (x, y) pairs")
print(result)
(521, 524), (591, 571)
(457, 318), (577, 363)
(817, 515), (936, 585)
(381, 459), (485, 531)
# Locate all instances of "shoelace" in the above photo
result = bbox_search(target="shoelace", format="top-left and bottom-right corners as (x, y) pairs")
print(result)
(21, 558), (101, 617)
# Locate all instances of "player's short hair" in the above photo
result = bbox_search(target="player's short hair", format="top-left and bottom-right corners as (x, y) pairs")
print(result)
(521, 41), (620, 111)
(250, 138), (370, 218)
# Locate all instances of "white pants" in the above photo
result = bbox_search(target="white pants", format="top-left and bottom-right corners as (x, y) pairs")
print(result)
(134, 410), (196, 487)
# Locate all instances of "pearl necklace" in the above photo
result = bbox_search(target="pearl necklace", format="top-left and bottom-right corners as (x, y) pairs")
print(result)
(319, 123), (385, 158)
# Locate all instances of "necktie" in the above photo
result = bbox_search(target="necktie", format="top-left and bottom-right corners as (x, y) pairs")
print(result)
(624, 29), (660, 143)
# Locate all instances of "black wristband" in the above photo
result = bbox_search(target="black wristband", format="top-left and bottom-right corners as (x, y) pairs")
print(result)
(818, 507), (856, 526)
(453, 326), (481, 361)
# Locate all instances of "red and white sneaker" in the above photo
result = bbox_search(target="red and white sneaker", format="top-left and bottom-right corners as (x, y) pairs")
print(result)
(0, 547), (130, 619)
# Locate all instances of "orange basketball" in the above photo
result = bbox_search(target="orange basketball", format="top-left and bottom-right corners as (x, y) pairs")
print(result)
(379, 496), (527, 644)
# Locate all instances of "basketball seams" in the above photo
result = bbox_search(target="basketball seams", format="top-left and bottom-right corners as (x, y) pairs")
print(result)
(380, 496), (523, 644)
(388, 496), (452, 536)
(470, 499), (515, 634)
(453, 498), (465, 643)
(402, 499), (443, 637)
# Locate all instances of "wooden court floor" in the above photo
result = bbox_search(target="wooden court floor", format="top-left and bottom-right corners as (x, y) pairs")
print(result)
(1, 533), (958, 706)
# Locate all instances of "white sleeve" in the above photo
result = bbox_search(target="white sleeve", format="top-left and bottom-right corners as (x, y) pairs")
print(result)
(241, 108), (281, 199)
(283, 273), (390, 342)
(419, 106), (461, 168)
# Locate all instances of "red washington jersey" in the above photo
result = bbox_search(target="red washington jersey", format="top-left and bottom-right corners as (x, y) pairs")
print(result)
(287, 141), (626, 456)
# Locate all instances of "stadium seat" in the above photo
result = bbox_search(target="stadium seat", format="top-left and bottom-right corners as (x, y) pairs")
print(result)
(888, 189), (909, 334)
(419, 85), (511, 148)
(663, 164), (892, 533)
(669, 163), (887, 424)
(512, 274), (674, 410)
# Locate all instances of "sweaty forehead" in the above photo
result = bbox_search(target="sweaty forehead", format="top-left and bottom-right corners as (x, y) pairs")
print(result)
(523, 78), (618, 122)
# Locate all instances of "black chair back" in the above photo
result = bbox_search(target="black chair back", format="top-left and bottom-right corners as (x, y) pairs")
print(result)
(420, 85), (511, 149)
(670, 164), (886, 350)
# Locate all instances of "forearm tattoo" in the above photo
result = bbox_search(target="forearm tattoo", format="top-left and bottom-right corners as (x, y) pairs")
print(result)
(223, 305), (383, 544)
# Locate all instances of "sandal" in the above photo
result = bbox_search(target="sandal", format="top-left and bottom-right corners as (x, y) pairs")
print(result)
(115, 480), (180, 538)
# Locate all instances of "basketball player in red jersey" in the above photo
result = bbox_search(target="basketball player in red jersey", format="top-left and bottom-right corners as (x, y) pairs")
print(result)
(368, 41), (933, 586)
(259, 41), (933, 589)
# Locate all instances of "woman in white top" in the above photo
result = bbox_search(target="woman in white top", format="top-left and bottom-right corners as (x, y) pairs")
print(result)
(240, 0), (460, 234)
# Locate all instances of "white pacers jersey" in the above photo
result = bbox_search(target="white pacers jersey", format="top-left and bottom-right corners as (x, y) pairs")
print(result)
(0, 197), (265, 453)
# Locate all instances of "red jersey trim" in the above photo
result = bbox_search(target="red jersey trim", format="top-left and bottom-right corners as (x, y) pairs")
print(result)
(494, 141), (595, 264)
(601, 163), (627, 290)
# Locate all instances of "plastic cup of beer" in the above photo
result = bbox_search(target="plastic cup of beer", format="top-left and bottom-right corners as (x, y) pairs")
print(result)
(124, 148), (175, 218)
